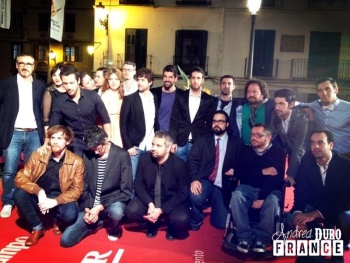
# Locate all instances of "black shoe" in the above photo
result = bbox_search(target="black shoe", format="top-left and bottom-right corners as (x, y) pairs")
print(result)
(190, 221), (203, 231)
(166, 231), (175, 241)
(146, 228), (158, 238)
(107, 228), (122, 241)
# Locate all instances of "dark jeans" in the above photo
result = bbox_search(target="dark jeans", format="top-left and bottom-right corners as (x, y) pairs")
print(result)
(125, 196), (190, 239)
(13, 188), (78, 230)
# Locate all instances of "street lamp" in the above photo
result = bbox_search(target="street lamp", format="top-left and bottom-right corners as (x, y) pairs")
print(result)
(247, 0), (262, 79)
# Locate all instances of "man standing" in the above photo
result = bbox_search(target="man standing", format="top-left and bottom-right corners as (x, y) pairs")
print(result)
(301, 77), (350, 158)
(230, 123), (285, 253)
(122, 61), (138, 96)
(271, 89), (309, 186)
(61, 126), (132, 247)
(125, 131), (190, 240)
(216, 75), (240, 137)
(151, 65), (184, 131)
(120, 68), (158, 181)
(0, 53), (46, 218)
(236, 79), (275, 145)
(13, 125), (84, 246)
(94, 67), (108, 94)
(48, 65), (111, 156)
(170, 66), (216, 161)
(189, 110), (241, 230)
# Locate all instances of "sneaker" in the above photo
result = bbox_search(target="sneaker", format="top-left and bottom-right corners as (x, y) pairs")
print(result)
(0, 205), (12, 218)
(237, 241), (251, 253)
(107, 228), (122, 241)
(253, 241), (266, 253)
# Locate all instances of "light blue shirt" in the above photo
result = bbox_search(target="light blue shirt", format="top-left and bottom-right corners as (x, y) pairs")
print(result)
(213, 132), (228, 188)
(302, 98), (350, 154)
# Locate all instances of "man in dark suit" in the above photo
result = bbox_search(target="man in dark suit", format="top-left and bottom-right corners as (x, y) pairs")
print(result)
(151, 65), (184, 132)
(236, 78), (275, 145)
(292, 130), (350, 240)
(270, 89), (309, 186)
(169, 66), (216, 162)
(125, 131), (190, 240)
(61, 126), (132, 247)
(189, 110), (241, 231)
(0, 53), (46, 218)
(120, 68), (159, 181)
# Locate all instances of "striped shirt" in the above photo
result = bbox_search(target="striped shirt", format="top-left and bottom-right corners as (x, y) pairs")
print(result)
(93, 158), (107, 207)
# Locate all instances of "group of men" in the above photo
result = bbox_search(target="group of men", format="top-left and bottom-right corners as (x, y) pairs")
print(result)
(0, 53), (349, 261)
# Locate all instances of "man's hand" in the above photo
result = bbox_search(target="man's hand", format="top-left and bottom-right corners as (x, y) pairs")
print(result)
(285, 176), (296, 186)
(37, 190), (48, 214)
(294, 210), (322, 226)
(262, 167), (278, 176)
(190, 180), (202, 195)
(84, 206), (103, 224)
(37, 144), (50, 155)
(171, 144), (177, 154)
(252, 199), (264, 209)
(128, 147), (137, 156)
(38, 198), (58, 214)
(224, 168), (234, 176)
(302, 107), (314, 122)
(143, 207), (162, 223)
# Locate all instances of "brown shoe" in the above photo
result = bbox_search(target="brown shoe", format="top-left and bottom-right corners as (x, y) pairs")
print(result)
(25, 229), (45, 246)
(53, 223), (62, 235)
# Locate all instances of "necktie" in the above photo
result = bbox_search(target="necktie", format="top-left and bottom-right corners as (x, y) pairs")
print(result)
(208, 138), (220, 182)
(322, 105), (334, 111)
(154, 165), (162, 208)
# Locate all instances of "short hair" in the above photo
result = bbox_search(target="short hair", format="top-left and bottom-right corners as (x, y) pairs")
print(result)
(274, 88), (295, 104)
(16, 53), (34, 62)
(122, 61), (136, 69)
(96, 67), (108, 77)
(154, 130), (173, 148)
(79, 71), (90, 84)
(50, 62), (65, 77)
(220, 75), (235, 84)
(189, 66), (205, 78)
(213, 110), (229, 123)
(101, 68), (124, 98)
(60, 64), (80, 81)
(311, 130), (334, 144)
(316, 77), (338, 89)
(244, 78), (269, 99)
(136, 68), (154, 86)
(83, 126), (108, 149)
(252, 123), (272, 136)
(47, 125), (74, 143)
(163, 65), (178, 77)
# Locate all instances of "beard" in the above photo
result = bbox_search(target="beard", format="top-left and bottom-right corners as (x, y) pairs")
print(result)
(213, 127), (226, 136)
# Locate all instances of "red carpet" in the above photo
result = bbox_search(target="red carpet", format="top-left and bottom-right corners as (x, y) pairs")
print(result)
(0, 180), (348, 263)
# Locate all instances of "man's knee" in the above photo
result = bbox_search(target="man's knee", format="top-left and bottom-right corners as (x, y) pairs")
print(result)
(107, 202), (126, 221)
(13, 188), (26, 201)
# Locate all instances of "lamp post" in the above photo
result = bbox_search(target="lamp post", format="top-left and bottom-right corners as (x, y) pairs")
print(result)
(247, 0), (262, 79)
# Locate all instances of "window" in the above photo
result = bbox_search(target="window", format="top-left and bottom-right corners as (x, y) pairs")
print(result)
(12, 43), (22, 60)
(38, 13), (49, 31)
(64, 46), (79, 62)
(125, 29), (147, 69)
(36, 45), (48, 61)
(64, 14), (76, 33)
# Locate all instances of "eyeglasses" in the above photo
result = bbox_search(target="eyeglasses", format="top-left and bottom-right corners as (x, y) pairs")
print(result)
(122, 68), (134, 72)
(212, 120), (227, 124)
(250, 133), (266, 138)
(17, 62), (34, 67)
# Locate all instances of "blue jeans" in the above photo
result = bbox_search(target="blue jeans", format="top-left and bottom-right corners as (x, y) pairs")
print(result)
(176, 142), (193, 162)
(230, 184), (281, 244)
(13, 188), (78, 230)
(130, 149), (146, 182)
(61, 201), (126, 247)
(190, 179), (227, 229)
(2, 130), (41, 206)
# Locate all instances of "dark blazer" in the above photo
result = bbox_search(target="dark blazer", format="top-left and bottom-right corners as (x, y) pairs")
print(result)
(0, 75), (45, 149)
(271, 108), (308, 178)
(294, 151), (350, 222)
(188, 132), (242, 206)
(216, 97), (241, 137)
(169, 90), (216, 146)
(120, 91), (159, 150)
(135, 152), (190, 214)
(79, 143), (132, 211)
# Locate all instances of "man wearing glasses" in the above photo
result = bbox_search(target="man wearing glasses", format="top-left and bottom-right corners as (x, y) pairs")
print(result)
(122, 61), (138, 96)
(229, 123), (285, 253)
(0, 53), (46, 218)
(188, 110), (242, 231)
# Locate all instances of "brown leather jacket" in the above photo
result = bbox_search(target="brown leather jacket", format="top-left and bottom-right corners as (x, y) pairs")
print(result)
(15, 149), (84, 205)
